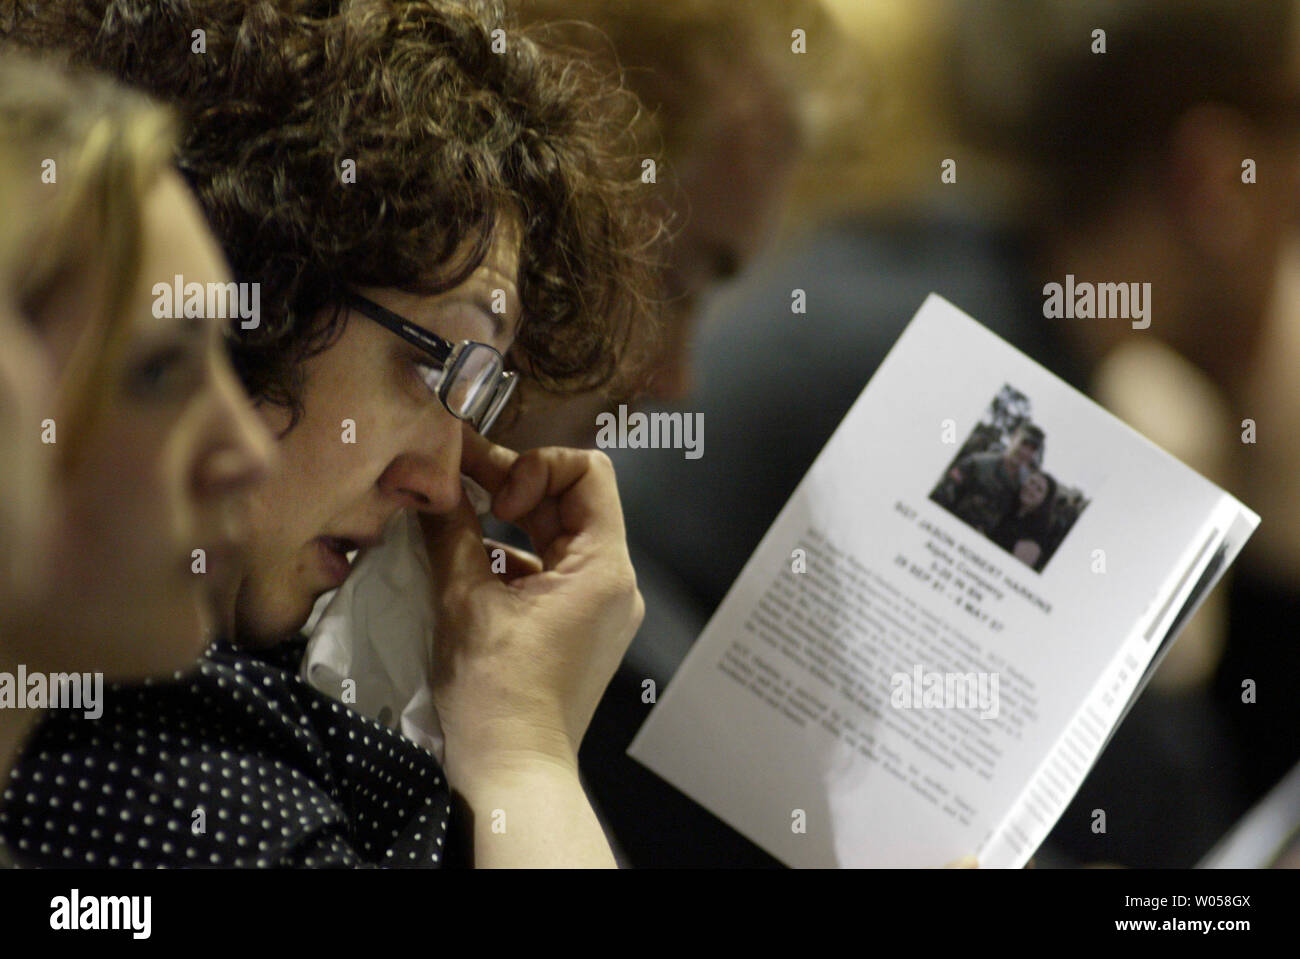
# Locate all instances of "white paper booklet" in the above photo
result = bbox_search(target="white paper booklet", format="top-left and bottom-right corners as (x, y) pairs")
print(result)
(627, 294), (1259, 868)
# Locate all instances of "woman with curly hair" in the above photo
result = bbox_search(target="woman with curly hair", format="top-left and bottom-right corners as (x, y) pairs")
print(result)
(1, 0), (662, 868)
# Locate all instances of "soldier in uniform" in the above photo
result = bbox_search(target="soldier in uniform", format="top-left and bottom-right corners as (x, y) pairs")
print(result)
(932, 423), (1045, 534)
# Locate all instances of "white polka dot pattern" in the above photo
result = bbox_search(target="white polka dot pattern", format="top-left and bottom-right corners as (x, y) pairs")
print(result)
(0, 637), (454, 868)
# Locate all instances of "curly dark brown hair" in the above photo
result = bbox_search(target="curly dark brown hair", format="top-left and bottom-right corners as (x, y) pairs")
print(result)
(2, 0), (663, 422)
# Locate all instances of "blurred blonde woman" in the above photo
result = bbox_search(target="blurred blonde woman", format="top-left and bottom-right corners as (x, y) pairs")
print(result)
(0, 53), (273, 865)
(0, 142), (53, 612)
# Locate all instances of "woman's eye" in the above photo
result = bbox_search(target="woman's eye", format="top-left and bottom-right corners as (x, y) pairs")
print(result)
(128, 347), (195, 398)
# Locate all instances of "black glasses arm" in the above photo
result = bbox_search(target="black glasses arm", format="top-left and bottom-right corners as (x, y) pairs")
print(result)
(344, 292), (454, 364)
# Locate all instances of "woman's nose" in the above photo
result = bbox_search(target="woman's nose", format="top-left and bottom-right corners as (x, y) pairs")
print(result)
(200, 363), (276, 497)
(376, 411), (465, 513)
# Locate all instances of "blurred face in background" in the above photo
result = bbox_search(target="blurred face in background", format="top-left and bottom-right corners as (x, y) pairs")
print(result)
(0, 152), (55, 615)
(647, 60), (799, 402)
(1168, 99), (1300, 391)
(0, 275), (54, 621)
(9, 172), (273, 678)
(496, 58), (798, 451)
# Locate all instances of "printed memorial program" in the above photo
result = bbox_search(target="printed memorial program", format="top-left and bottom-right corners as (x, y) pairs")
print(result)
(629, 294), (1258, 868)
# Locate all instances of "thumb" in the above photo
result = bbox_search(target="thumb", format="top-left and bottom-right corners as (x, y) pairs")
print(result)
(417, 496), (495, 595)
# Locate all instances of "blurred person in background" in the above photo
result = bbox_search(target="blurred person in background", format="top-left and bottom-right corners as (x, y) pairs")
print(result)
(0, 116), (53, 627)
(0, 52), (274, 866)
(0, 66), (57, 854)
(496, 0), (843, 450)
(495, 0), (853, 866)
(609, 0), (1300, 865)
(1217, 157), (1300, 812)
(949, 0), (1300, 865)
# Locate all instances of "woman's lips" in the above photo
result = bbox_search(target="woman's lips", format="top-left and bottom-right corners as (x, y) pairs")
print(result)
(315, 536), (356, 588)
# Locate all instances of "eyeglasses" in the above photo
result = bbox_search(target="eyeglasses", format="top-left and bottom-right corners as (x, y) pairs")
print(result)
(345, 291), (518, 436)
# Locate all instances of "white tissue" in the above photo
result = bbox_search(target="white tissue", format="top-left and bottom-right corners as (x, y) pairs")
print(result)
(302, 474), (494, 764)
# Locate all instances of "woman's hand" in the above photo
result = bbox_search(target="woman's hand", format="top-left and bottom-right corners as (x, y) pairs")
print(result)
(419, 428), (644, 785)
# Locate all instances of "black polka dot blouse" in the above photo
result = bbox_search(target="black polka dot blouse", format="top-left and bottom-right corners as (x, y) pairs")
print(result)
(0, 636), (453, 867)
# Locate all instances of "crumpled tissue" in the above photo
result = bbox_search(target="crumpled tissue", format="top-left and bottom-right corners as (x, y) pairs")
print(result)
(301, 476), (493, 764)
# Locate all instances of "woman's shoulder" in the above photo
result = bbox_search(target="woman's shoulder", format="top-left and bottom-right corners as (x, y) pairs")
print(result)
(0, 642), (452, 868)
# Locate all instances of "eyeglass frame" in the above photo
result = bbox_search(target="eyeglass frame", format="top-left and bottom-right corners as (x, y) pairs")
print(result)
(343, 291), (518, 436)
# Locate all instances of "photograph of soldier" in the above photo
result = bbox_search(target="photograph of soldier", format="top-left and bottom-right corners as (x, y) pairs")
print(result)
(930, 385), (1088, 572)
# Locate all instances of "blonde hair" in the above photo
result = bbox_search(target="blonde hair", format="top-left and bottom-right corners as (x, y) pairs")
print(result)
(0, 51), (177, 464)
